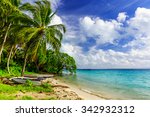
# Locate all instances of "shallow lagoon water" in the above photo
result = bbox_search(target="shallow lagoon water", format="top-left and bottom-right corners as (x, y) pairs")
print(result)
(61, 69), (150, 99)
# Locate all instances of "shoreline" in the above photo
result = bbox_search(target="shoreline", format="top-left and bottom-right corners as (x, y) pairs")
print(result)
(44, 78), (107, 100)
(1, 77), (109, 100)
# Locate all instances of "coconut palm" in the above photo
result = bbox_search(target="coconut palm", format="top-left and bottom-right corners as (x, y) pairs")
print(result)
(12, 0), (66, 76)
(0, 0), (21, 62)
(5, 33), (24, 74)
(0, 0), (21, 73)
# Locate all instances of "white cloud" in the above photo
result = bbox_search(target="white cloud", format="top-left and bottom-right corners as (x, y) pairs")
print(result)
(49, 0), (61, 10)
(51, 15), (63, 25)
(61, 15), (87, 45)
(61, 7), (150, 68)
(124, 7), (150, 48)
(79, 16), (122, 44)
(62, 43), (150, 69)
(117, 12), (127, 22)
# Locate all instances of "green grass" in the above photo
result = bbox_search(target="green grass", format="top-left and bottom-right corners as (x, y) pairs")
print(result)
(22, 96), (34, 100)
(0, 69), (12, 78)
(0, 83), (17, 93)
(0, 69), (54, 100)
(24, 71), (38, 75)
(0, 82), (53, 94)
(0, 82), (53, 100)
(0, 94), (16, 100)
(0, 67), (21, 78)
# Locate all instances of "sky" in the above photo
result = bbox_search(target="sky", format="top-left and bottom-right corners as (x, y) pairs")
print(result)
(23, 0), (150, 69)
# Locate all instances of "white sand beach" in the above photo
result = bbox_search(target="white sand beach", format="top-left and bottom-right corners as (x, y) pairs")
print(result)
(43, 78), (106, 100)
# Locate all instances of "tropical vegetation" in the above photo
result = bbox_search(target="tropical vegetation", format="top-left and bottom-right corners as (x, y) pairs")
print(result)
(0, 0), (77, 78)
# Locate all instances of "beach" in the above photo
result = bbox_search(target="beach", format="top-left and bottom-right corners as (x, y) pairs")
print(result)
(2, 69), (150, 100)
(43, 78), (106, 100)
(0, 76), (106, 100)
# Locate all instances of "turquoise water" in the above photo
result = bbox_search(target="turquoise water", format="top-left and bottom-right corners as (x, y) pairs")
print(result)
(61, 69), (150, 100)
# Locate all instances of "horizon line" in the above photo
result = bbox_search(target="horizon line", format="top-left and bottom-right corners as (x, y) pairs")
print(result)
(77, 68), (150, 70)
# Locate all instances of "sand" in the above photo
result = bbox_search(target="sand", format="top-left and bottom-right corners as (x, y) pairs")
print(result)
(43, 78), (106, 100)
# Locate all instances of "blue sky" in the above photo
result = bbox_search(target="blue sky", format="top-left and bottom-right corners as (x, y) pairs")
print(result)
(23, 0), (150, 69)
(58, 0), (150, 18)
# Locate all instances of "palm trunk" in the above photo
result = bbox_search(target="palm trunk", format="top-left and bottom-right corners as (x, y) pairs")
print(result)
(7, 45), (14, 74)
(0, 24), (11, 60)
(12, 45), (17, 58)
(21, 52), (28, 76)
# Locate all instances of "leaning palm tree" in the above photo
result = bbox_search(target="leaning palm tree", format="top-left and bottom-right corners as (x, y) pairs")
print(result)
(12, 0), (66, 76)
(5, 33), (24, 74)
(0, 0), (21, 62)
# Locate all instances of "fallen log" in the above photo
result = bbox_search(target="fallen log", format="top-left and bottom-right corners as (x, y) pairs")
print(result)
(52, 85), (69, 88)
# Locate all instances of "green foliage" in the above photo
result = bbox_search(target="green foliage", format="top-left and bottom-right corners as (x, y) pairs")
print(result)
(17, 84), (53, 93)
(0, 94), (16, 100)
(0, 69), (8, 77)
(42, 50), (77, 74)
(0, 0), (76, 77)
(22, 96), (34, 100)
(0, 71), (12, 77)
(0, 82), (53, 94)
(24, 71), (37, 75)
(0, 66), (21, 77)
(41, 82), (51, 89)
(0, 52), (22, 77)
(10, 66), (21, 75)
(0, 0), (20, 18)
(12, 0), (65, 75)
(25, 79), (33, 87)
(0, 82), (53, 100)
(0, 83), (17, 93)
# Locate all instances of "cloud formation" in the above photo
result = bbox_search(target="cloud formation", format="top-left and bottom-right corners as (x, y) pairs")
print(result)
(49, 0), (61, 10)
(61, 7), (150, 68)
(51, 14), (63, 25)
(125, 7), (150, 48)
(79, 16), (122, 44)
(117, 12), (127, 22)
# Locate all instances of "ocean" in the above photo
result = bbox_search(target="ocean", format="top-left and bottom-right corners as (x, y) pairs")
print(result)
(60, 69), (150, 100)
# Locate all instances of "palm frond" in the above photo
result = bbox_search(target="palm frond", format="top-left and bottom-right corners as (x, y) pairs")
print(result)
(45, 29), (61, 51)
(20, 3), (36, 12)
(10, 12), (39, 27)
(49, 24), (66, 33)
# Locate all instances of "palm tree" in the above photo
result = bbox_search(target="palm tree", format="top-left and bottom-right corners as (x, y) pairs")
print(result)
(6, 33), (24, 74)
(0, 0), (21, 62)
(12, 0), (66, 76)
(0, 0), (21, 73)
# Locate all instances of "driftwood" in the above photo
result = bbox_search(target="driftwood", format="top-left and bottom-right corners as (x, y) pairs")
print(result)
(24, 74), (54, 78)
(24, 75), (37, 78)
(11, 78), (41, 85)
(0, 78), (14, 85)
(52, 85), (69, 88)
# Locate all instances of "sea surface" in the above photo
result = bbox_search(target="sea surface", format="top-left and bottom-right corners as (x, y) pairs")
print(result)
(60, 69), (150, 100)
